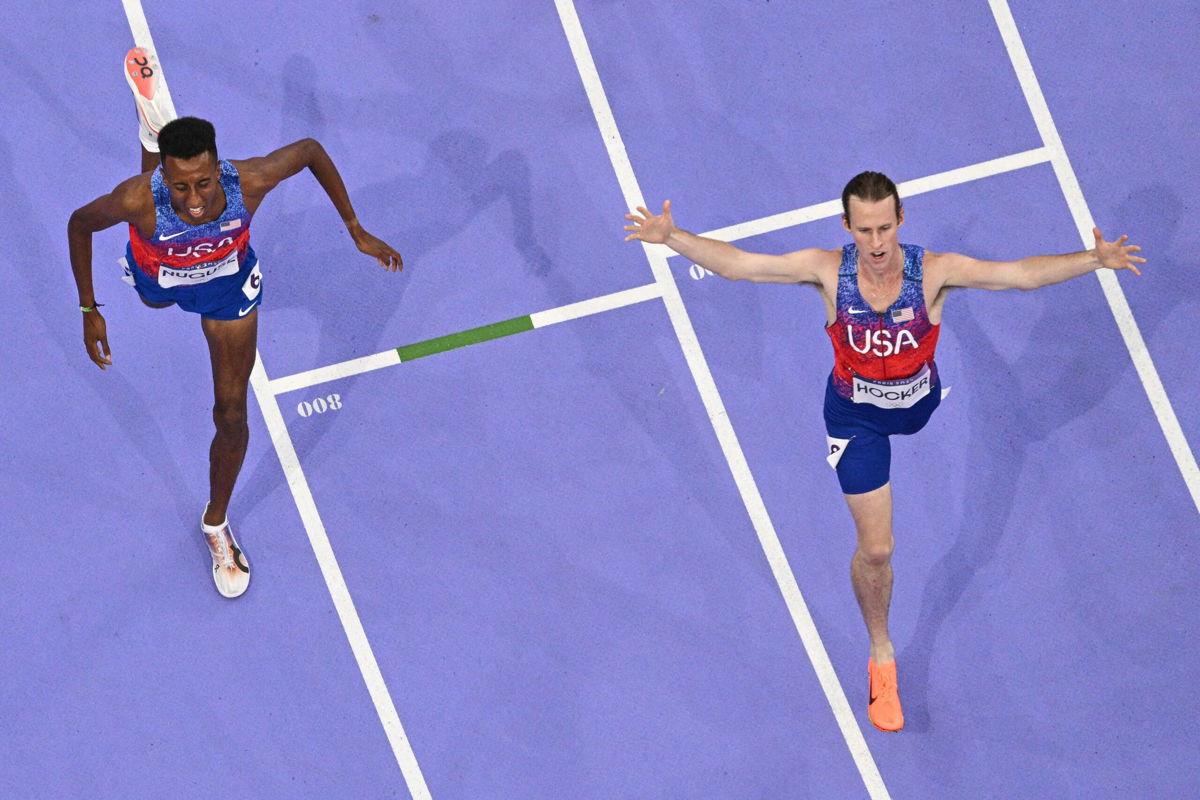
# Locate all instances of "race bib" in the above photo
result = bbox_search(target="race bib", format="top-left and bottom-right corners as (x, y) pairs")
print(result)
(826, 436), (852, 469)
(242, 262), (262, 301)
(118, 256), (136, 286)
(158, 249), (240, 288)
(852, 363), (931, 409)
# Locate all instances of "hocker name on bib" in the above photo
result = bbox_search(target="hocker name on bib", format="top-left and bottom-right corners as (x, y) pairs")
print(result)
(852, 363), (931, 409)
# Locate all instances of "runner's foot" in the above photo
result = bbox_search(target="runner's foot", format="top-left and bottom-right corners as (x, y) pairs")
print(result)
(201, 506), (250, 598)
(868, 658), (904, 732)
(124, 47), (173, 152)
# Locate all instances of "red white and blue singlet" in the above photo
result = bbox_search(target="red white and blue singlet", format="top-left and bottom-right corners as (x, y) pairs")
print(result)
(121, 159), (262, 320)
(825, 243), (940, 401)
(821, 243), (943, 494)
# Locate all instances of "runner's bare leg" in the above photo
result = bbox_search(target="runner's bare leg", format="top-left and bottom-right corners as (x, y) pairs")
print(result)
(140, 143), (157, 174)
(200, 310), (258, 526)
(845, 482), (896, 663)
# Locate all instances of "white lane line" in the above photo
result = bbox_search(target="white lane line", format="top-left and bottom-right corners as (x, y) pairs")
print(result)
(699, 147), (1050, 244)
(118, 2), (433, 795)
(529, 281), (661, 327)
(988, 0), (1200, 514)
(250, 359), (433, 799)
(552, 1), (891, 798)
(270, 282), (663, 394)
(271, 350), (401, 395)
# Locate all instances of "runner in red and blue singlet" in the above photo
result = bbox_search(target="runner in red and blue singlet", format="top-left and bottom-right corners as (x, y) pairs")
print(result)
(823, 241), (943, 495)
(622, 173), (1144, 734)
(123, 158), (261, 320)
(68, 49), (404, 599)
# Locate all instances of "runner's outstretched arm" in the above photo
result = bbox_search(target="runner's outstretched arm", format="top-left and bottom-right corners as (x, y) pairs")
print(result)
(66, 177), (147, 370)
(236, 138), (403, 270)
(933, 227), (1144, 291)
(624, 200), (829, 284)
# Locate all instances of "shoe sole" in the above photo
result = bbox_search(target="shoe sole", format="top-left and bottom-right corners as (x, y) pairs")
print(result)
(124, 48), (170, 136)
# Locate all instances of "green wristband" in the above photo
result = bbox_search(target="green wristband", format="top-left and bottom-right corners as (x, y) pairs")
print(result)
(80, 303), (105, 313)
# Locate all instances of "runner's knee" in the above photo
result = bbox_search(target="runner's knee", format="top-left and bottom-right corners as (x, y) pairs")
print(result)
(212, 400), (247, 435)
(855, 537), (894, 566)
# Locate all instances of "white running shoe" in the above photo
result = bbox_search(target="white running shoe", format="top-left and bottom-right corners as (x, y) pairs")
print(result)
(123, 47), (174, 152)
(201, 507), (251, 598)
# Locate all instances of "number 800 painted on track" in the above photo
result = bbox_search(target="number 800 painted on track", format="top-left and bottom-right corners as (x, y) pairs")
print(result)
(297, 393), (343, 417)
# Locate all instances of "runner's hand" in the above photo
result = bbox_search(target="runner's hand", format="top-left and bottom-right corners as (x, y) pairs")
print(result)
(624, 200), (675, 244)
(1093, 227), (1145, 276)
(353, 228), (404, 271)
(83, 310), (112, 370)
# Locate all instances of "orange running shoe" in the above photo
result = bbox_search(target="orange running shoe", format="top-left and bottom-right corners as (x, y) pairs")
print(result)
(868, 658), (904, 732)
(123, 47), (174, 152)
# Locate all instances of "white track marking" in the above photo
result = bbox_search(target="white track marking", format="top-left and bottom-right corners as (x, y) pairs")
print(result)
(700, 147), (1050, 243)
(529, 281), (661, 327)
(119, 3), (433, 795)
(988, 0), (1200, 514)
(270, 282), (663, 394)
(271, 350), (401, 395)
(250, 360), (433, 799)
(553, 1), (891, 797)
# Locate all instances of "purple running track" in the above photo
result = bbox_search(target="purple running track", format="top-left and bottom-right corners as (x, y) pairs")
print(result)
(1, 1), (1196, 797)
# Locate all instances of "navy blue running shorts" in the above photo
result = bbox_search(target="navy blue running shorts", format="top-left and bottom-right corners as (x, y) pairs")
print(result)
(122, 242), (263, 321)
(822, 372), (941, 495)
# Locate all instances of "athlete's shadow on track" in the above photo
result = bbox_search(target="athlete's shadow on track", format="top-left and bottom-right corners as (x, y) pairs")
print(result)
(896, 293), (1041, 739)
(235, 53), (561, 518)
(233, 36), (746, 571)
(0, 134), (204, 548)
(900, 196), (1184, 746)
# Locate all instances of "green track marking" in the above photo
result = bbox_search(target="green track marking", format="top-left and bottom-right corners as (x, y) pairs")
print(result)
(396, 315), (535, 362)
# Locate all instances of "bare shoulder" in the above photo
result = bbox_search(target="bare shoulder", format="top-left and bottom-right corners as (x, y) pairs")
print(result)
(922, 249), (968, 291)
(923, 248), (948, 274)
(68, 170), (154, 235)
(922, 249), (957, 271)
(111, 171), (155, 219)
(227, 156), (270, 197)
(813, 246), (843, 273)
(782, 246), (841, 287)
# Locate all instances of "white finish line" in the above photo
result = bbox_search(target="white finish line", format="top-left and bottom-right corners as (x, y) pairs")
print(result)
(269, 282), (663, 395)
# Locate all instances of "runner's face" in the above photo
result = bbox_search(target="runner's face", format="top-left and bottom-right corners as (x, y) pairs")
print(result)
(162, 152), (222, 223)
(843, 195), (904, 269)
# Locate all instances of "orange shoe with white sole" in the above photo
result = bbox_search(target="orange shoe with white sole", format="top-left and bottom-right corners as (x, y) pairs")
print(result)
(124, 47), (174, 152)
(868, 658), (904, 732)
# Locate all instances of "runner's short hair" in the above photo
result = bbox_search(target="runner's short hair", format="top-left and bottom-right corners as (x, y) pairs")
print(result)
(158, 117), (218, 163)
(842, 171), (902, 224)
